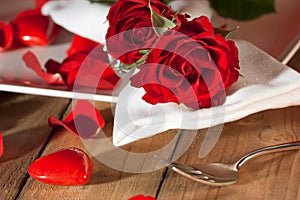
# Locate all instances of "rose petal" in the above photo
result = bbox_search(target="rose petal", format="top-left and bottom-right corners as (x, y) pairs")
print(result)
(67, 65), (120, 90)
(0, 132), (3, 157)
(45, 38), (119, 90)
(129, 195), (156, 200)
(22, 51), (64, 85)
(0, 22), (14, 52)
(66, 36), (117, 89)
(12, 9), (60, 46)
(68, 52), (120, 90)
(45, 53), (119, 90)
(48, 100), (105, 139)
(67, 35), (102, 56)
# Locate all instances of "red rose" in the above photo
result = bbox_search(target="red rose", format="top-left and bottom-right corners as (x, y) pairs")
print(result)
(130, 16), (240, 109)
(106, 0), (174, 64)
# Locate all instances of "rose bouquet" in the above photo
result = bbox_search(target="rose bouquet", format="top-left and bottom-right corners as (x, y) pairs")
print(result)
(18, 0), (240, 110)
(106, 0), (240, 109)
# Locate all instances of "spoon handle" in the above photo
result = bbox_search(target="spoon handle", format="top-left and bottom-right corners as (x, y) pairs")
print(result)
(235, 140), (300, 169)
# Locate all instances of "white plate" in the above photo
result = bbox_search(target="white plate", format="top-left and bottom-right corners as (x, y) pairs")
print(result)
(0, 0), (299, 100)
(0, 0), (118, 101)
(0, 43), (118, 102)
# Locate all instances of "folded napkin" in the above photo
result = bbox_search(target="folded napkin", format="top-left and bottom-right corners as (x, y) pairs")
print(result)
(113, 40), (300, 146)
(41, 0), (212, 44)
(42, 0), (110, 44)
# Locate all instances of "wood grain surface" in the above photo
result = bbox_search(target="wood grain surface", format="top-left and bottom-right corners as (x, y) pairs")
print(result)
(2, 98), (298, 200)
(158, 107), (300, 200)
(0, 94), (70, 200)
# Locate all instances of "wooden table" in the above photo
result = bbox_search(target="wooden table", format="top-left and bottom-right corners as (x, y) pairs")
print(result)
(0, 51), (299, 200)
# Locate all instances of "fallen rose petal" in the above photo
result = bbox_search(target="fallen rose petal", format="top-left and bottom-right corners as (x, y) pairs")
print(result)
(67, 35), (102, 57)
(45, 38), (120, 90)
(45, 54), (119, 90)
(0, 22), (14, 52)
(67, 65), (121, 90)
(22, 51), (64, 85)
(66, 52), (120, 90)
(12, 9), (60, 46)
(0, 132), (3, 157)
(48, 100), (105, 139)
(129, 195), (156, 200)
(28, 148), (93, 186)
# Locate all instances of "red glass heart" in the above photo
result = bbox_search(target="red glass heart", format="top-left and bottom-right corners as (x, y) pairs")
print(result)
(12, 9), (60, 46)
(0, 22), (14, 51)
(28, 148), (93, 185)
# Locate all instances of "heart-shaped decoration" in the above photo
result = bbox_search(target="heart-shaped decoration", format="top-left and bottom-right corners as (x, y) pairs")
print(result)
(12, 9), (60, 46)
(28, 148), (93, 186)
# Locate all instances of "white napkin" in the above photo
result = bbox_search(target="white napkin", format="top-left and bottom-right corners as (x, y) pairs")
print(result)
(41, 0), (211, 44)
(42, 0), (110, 44)
(170, 0), (213, 19)
(113, 40), (300, 146)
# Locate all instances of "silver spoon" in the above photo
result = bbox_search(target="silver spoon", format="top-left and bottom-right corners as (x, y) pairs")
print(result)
(168, 140), (300, 186)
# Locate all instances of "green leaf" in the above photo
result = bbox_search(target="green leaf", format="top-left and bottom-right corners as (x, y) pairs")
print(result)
(139, 49), (151, 55)
(214, 26), (239, 38)
(209, 0), (275, 21)
(149, 1), (176, 36)
(161, 0), (174, 4)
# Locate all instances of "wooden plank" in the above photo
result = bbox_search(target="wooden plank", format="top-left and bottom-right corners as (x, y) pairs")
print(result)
(17, 102), (180, 200)
(157, 106), (300, 200)
(0, 93), (70, 200)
